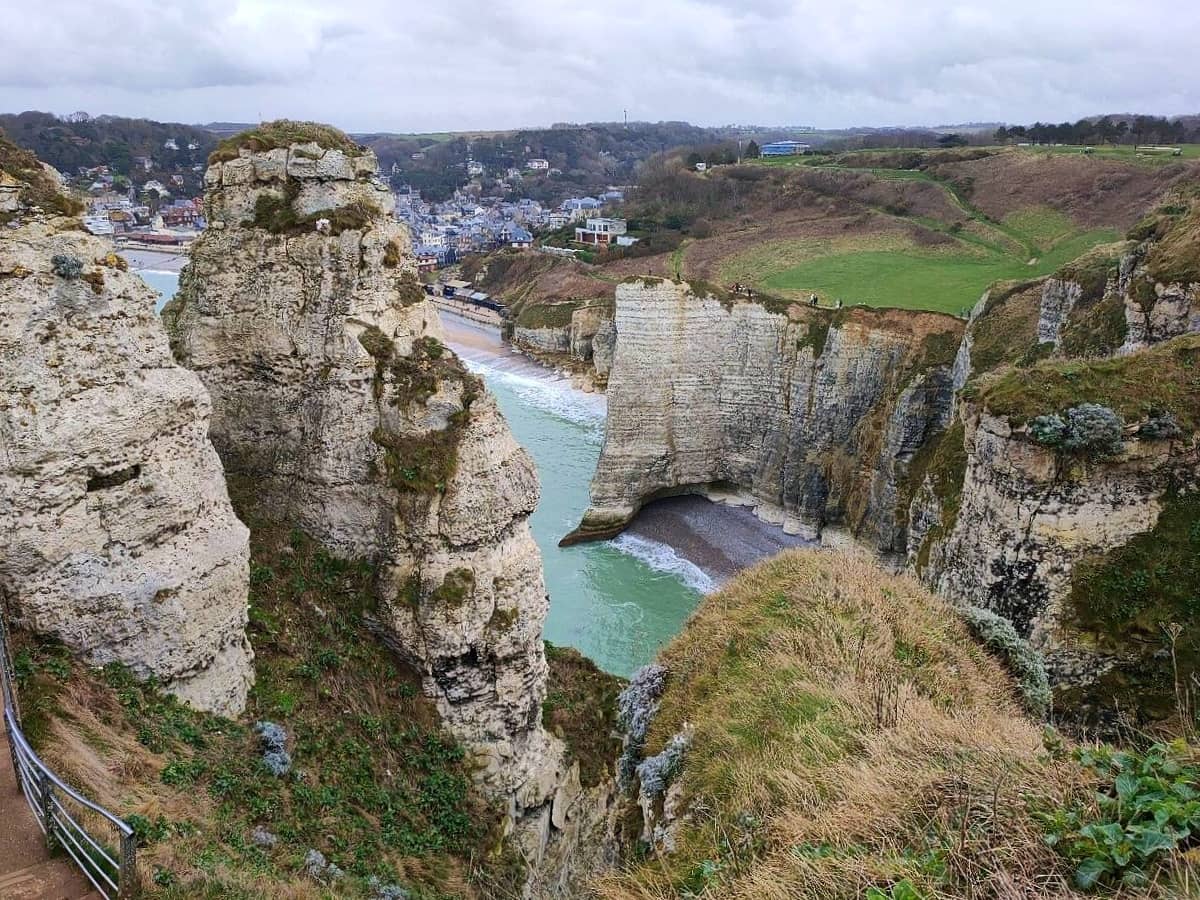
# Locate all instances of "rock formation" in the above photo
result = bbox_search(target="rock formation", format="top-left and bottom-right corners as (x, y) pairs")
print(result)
(576, 269), (1198, 722)
(566, 278), (963, 556)
(0, 149), (253, 715)
(914, 402), (1197, 687)
(163, 124), (586, 868)
(512, 300), (615, 389)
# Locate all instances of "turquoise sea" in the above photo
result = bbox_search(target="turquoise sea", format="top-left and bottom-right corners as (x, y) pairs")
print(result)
(144, 271), (703, 676)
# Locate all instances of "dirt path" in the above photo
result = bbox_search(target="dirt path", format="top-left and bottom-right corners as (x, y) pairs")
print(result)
(0, 701), (97, 899)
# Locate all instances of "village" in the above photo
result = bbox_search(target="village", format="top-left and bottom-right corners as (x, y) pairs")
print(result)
(60, 140), (636, 273)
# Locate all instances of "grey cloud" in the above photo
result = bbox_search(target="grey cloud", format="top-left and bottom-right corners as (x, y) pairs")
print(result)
(0, 0), (1195, 129)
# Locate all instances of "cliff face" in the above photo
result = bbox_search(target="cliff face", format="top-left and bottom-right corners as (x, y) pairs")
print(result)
(512, 300), (615, 389)
(910, 331), (1200, 722)
(916, 407), (1197, 683)
(567, 279), (962, 554)
(0, 218), (252, 716)
(165, 131), (568, 824)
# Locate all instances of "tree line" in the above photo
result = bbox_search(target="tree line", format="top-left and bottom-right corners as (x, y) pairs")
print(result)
(995, 115), (1196, 146)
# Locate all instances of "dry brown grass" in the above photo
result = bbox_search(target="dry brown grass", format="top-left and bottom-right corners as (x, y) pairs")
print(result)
(931, 152), (1200, 229)
(593, 549), (1100, 899)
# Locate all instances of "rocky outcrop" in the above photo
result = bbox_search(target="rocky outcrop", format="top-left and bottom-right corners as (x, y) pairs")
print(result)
(515, 324), (572, 354)
(1120, 280), (1200, 353)
(1118, 198), (1200, 354)
(164, 127), (573, 859)
(918, 407), (1197, 685)
(512, 301), (615, 388)
(566, 279), (963, 554)
(1037, 278), (1082, 346)
(0, 220), (252, 716)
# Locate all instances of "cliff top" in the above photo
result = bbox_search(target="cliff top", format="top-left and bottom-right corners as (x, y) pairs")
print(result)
(208, 119), (366, 164)
(1130, 190), (1200, 289)
(597, 549), (1126, 898)
(970, 332), (1200, 431)
(0, 132), (82, 223)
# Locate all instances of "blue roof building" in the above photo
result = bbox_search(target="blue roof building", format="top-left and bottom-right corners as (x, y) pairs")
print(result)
(761, 140), (811, 156)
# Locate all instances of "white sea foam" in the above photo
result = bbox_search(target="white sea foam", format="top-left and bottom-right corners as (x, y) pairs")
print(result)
(610, 533), (717, 594)
(458, 353), (606, 436)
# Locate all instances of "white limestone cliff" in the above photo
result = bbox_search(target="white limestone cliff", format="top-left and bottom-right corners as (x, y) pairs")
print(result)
(163, 132), (585, 870)
(566, 278), (963, 556)
(0, 220), (253, 716)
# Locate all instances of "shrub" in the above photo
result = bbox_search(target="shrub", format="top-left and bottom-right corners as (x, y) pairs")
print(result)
(1035, 742), (1200, 890)
(635, 729), (690, 798)
(1029, 413), (1068, 447)
(960, 605), (1051, 716)
(1030, 404), (1124, 457)
(254, 720), (291, 776)
(50, 253), (83, 279)
(616, 664), (668, 784)
(1063, 403), (1124, 457)
(1140, 412), (1182, 440)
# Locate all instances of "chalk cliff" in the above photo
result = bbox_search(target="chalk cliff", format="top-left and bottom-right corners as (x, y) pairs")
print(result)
(577, 269), (1198, 722)
(566, 278), (963, 555)
(163, 125), (596, 874)
(0, 187), (252, 715)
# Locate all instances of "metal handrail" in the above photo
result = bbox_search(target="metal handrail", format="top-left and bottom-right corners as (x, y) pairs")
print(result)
(0, 613), (139, 898)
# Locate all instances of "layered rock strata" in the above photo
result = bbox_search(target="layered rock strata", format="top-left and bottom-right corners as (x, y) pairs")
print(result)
(0, 218), (252, 715)
(913, 404), (1198, 690)
(164, 131), (574, 857)
(566, 278), (963, 554)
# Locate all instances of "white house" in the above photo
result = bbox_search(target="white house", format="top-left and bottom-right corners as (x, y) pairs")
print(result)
(574, 217), (627, 247)
(526, 158), (550, 170)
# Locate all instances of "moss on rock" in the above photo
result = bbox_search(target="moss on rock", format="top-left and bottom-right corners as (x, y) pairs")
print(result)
(1063, 490), (1200, 727)
(542, 643), (624, 789)
(209, 119), (365, 165)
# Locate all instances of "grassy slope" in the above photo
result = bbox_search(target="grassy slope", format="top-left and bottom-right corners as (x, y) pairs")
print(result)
(595, 550), (1091, 899)
(748, 155), (1121, 315)
(595, 550), (1200, 899)
(12, 527), (522, 900)
(969, 333), (1200, 430)
(667, 148), (1190, 316)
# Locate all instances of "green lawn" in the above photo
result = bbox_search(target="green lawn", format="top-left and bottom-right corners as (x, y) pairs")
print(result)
(762, 227), (1118, 317)
(737, 152), (1127, 315)
(1018, 143), (1200, 162)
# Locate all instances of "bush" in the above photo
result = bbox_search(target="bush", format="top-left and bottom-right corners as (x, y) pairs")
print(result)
(1030, 404), (1124, 457)
(1063, 403), (1124, 457)
(1029, 413), (1068, 447)
(960, 605), (1051, 716)
(616, 664), (668, 784)
(50, 254), (83, 279)
(635, 729), (690, 798)
(1140, 412), (1182, 440)
(1036, 742), (1200, 890)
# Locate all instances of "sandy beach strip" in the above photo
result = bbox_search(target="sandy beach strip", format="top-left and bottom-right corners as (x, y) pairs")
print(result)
(119, 248), (188, 273)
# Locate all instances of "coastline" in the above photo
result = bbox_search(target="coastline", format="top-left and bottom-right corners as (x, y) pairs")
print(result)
(119, 247), (188, 273)
(440, 311), (811, 586)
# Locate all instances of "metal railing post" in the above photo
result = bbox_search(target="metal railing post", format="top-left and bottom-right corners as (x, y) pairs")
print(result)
(2, 609), (138, 899)
(38, 770), (57, 847)
(119, 832), (139, 898)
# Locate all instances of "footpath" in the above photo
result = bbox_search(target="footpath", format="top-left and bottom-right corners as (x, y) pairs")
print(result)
(0, 700), (97, 900)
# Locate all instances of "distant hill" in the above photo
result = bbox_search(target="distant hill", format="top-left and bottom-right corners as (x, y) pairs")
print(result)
(0, 111), (217, 194)
(363, 121), (823, 203)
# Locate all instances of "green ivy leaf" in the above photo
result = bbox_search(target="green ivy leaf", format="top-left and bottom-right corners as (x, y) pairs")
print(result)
(1130, 828), (1176, 857)
(1115, 773), (1140, 800)
(892, 881), (925, 900)
(1075, 857), (1110, 890)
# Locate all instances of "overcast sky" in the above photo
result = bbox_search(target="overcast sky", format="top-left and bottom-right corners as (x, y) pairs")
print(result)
(2, 0), (1196, 133)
